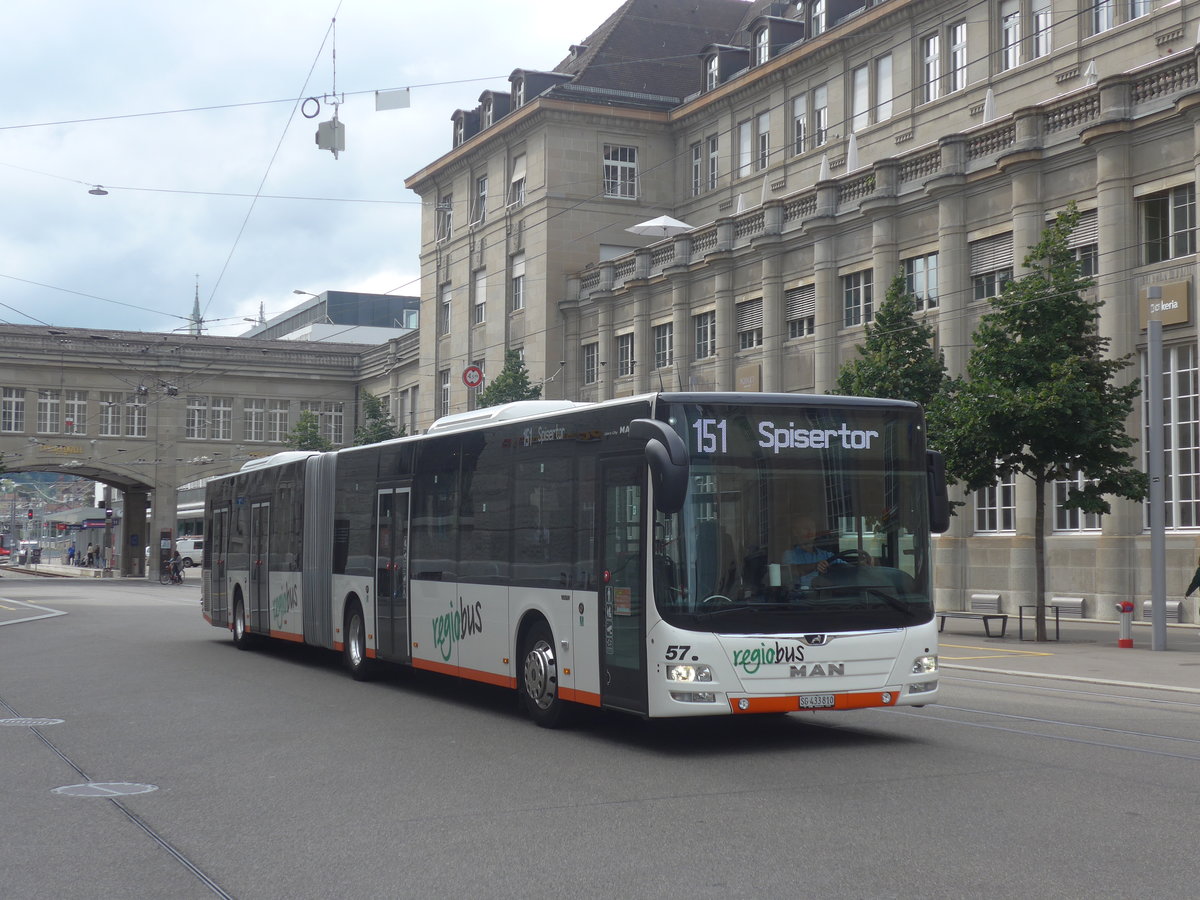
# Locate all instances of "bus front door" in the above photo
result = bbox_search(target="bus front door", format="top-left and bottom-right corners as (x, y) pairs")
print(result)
(210, 508), (228, 625)
(249, 501), (270, 635)
(598, 458), (648, 714)
(375, 488), (411, 663)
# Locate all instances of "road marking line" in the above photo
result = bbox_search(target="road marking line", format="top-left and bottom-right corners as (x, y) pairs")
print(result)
(0, 597), (68, 625)
(940, 641), (1053, 658)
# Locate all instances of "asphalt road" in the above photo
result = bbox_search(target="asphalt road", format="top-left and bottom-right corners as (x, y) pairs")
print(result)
(1, 573), (1197, 899)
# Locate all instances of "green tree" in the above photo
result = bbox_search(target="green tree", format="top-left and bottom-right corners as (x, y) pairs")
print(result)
(938, 205), (1147, 640)
(477, 350), (542, 408)
(835, 272), (949, 416)
(353, 391), (403, 445)
(284, 409), (333, 452)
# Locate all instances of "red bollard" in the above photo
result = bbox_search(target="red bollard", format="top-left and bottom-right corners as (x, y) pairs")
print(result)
(1115, 600), (1134, 648)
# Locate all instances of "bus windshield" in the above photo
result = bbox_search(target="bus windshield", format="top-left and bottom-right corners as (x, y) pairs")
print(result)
(653, 401), (933, 635)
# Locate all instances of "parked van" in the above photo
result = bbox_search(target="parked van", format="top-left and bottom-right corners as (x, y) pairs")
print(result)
(176, 538), (204, 568)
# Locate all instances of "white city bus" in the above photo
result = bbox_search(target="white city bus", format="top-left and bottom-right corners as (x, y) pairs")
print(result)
(201, 392), (949, 726)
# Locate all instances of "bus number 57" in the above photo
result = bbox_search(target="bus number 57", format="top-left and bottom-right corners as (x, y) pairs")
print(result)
(665, 645), (691, 661)
(692, 418), (727, 454)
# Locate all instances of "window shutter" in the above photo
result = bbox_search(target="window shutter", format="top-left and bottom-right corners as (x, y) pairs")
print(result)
(969, 233), (1013, 274)
(785, 284), (815, 321)
(1066, 209), (1098, 249)
(736, 298), (763, 331)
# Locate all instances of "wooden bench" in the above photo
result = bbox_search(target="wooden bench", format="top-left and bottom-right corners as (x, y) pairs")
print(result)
(937, 611), (1009, 638)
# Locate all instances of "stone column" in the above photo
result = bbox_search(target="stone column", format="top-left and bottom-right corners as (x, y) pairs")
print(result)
(806, 180), (841, 393)
(122, 487), (150, 577)
(759, 233), (785, 393)
(667, 266), (691, 393)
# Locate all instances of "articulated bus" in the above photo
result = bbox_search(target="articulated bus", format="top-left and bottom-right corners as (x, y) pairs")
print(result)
(201, 392), (949, 726)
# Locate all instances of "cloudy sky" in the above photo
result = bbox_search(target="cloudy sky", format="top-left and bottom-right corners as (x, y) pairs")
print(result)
(1, 1), (612, 336)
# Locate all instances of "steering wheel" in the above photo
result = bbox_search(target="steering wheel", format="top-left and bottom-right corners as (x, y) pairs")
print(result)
(831, 549), (871, 565)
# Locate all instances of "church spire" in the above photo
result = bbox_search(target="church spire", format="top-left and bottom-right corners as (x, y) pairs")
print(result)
(189, 275), (203, 335)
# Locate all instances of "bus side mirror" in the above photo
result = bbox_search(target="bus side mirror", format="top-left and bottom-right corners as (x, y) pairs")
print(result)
(927, 449), (950, 534)
(630, 418), (689, 514)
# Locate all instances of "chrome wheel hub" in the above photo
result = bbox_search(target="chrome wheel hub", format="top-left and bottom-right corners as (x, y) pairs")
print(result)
(523, 640), (557, 710)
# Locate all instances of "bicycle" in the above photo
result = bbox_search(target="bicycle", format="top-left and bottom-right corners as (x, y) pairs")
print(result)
(159, 561), (184, 585)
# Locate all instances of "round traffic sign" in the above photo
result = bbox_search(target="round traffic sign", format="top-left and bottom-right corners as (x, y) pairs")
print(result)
(462, 365), (484, 388)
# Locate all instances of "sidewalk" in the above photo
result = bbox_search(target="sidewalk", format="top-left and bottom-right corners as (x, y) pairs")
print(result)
(0, 561), (144, 579)
(937, 617), (1200, 694)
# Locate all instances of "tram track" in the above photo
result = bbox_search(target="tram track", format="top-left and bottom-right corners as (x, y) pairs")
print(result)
(0, 695), (235, 900)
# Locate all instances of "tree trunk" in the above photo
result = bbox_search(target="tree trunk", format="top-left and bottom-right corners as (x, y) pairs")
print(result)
(1034, 474), (1047, 642)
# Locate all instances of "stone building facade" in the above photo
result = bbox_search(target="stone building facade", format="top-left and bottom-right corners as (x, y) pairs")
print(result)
(404, 0), (1200, 620)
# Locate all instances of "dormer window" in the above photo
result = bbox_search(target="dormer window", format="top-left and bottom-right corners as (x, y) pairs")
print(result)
(513, 79), (525, 108)
(811, 0), (826, 36)
(482, 98), (493, 128)
(705, 54), (720, 91)
(454, 117), (465, 147)
(754, 27), (770, 66)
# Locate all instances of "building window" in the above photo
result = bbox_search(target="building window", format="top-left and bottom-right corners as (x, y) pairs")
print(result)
(922, 33), (941, 103)
(65, 390), (86, 435)
(1033, 0), (1052, 58)
(851, 65), (869, 133)
(453, 117), (465, 147)
(602, 145), (638, 199)
(949, 21), (968, 93)
(810, 0), (825, 36)
(691, 142), (702, 196)
(756, 112), (770, 170)
(244, 398), (265, 442)
(876, 54), (893, 121)
(754, 27), (769, 66)
(513, 79), (525, 107)
(792, 96), (807, 154)
(694, 311), (716, 360)
(186, 396), (208, 440)
(842, 271), (874, 327)
(301, 400), (344, 445)
(481, 98), (493, 128)
(125, 393), (147, 438)
(583, 342), (599, 385)
(1, 387), (25, 433)
(36, 390), (60, 434)
(1143, 343), (1200, 529)
(438, 283), (452, 335)
(616, 333), (635, 377)
(736, 298), (763, 349)
(903, 253), (939, 309)
(1054, 474), (1102, 532)
(653, 323), (673, 370)
(1140, 184), (1197, 265)
(473, 270), (487, 325)
(266, 400), (289, 443)
(1128, 0), (1151, 19)
(1091, 0), (1114, 36)
(509, 154), (526, 206)
(436, 194), (453, 241)
(211, 396), (232, 441)
(975, 473), (1016, 533)
(786, 284), (815, 338)
(98, 391), (120, 437)
(511, 254), (525, 311)
(1000, 0), (1021, 71)
(473, 174), (488, 224)
(737, 120), (752, 178)
(706, 135), (719, 190)
(813, 85), (828, 147)
(970, 233), (1014, 301)
(705, 54), (719, 91)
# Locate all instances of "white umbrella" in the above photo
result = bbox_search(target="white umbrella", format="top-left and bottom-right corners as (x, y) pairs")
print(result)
(626, 214), (695, 238)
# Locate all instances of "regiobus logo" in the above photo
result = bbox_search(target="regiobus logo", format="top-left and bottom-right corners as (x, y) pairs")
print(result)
(757, 422), (879, 453)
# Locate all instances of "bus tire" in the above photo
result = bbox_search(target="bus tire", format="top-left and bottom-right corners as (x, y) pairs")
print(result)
(232, 598), (253, 650)
(344, 600), (374, 681)
(518, 620), (569, 728)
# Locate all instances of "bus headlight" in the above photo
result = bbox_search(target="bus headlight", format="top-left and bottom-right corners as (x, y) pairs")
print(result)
(911, 655), (938, 675)
(666, 664), (712, 683)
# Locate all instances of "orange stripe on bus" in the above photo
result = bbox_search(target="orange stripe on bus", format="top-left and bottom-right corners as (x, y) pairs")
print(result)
(268, 631), (304, 644)
(559, 687), (602, 708)
(412, 658), (517, 690)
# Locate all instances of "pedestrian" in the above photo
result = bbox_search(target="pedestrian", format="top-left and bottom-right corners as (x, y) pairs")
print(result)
(1186, 554), (1200, 597)
(67, 544), (75, 566)
(86, 543), (94, 567)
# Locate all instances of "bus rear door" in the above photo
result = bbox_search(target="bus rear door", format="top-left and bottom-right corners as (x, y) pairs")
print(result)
(375, 487), (411, 662)
(249, 501), (270, 635)
(598, 457), (648, 715)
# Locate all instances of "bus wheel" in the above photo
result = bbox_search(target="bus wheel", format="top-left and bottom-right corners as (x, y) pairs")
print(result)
(344, 602), (374, 682)
(519, 622), (567, 728)
(232, 599), (253, 650)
